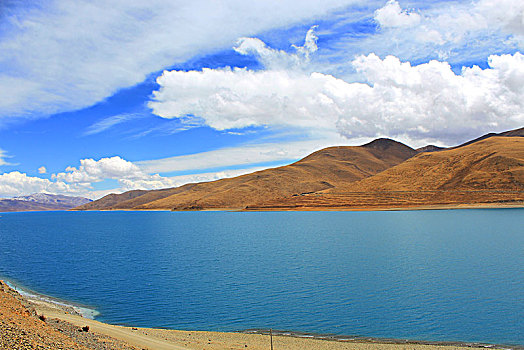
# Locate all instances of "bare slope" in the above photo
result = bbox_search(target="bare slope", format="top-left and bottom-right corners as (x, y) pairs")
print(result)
(77, 139), (416, 210)
(252, 137), (524, 210)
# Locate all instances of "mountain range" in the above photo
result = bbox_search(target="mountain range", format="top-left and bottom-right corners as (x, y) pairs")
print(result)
(0, 193), (91, 212)
(75, 127), (524, 211)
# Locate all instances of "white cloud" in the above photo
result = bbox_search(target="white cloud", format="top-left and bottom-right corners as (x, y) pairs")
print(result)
(476, 0), (524, 37)
(38, 166), (47, 174)
(52, 156), (182, 192)
(150, 44), (524, 145)
(0, 0), (359, 123)
(341, 52), (524, 142)
(0, 149), (11, 166)
(234, 25), (319, 70)
(0, 171), (87, 198)
(150, 67), (341, 131)
(370, 0), (524, 55)
(84, 113), (142, 135)
(118, 166), (271, 192)
(3, 139), (357, 199)
(138, 137), (347, 174)
(314, 0), (524, 77)
(374, 0), (421, 28)
(53, 156), (149, 184)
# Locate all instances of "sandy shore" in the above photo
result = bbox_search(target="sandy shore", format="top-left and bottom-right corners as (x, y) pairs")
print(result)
(2, 280), (519, 350)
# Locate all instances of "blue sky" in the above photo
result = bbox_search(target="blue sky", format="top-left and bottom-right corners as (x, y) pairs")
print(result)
(0, 0), (523, 198)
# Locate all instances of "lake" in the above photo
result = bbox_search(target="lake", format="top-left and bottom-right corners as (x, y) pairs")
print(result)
(0, 209), (522, 346)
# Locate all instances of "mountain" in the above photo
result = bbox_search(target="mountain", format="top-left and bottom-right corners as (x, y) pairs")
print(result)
(0, 193), (91, 212)
(415, 127), (523, 153)
(75, 127), (524, 211)
(75, 139), (417, 210)
(251, 136), (524, 210)
(452, 127), (524, 149)
(416, 145), (445, 153)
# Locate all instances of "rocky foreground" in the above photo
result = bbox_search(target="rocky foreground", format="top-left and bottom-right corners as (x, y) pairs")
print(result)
(0, 281), (136, 349)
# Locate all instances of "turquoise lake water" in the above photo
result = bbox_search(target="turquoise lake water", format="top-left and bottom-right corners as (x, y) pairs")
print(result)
(0, 210), (522, 345)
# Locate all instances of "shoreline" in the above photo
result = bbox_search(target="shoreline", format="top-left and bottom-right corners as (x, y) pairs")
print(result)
(3, 279), (100, 319)
(1, 201), (523, 214)
(242, 202), (524, 212)
(2, 279), (522, 350)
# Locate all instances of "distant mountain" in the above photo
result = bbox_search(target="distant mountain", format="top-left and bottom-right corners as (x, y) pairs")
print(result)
(75, 138), (417, 210)
(416, 145), (445, 153)
(0, 193), (91, 212)
(74, 127), (524, 211)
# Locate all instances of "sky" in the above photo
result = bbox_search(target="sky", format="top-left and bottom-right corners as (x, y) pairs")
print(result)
(0, 0), (523, 199)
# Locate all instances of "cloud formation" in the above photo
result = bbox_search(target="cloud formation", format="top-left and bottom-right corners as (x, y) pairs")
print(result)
(0, 155), (290, 199)
(150, 29), (524, 146)
(138, 138), (345, 174)
(51, 156), (205, 193)
(84, 113), (142, 135)
(0, 171), (86, 198)
(0, 0), (356, 123)
(234, 25), (319, 70)
(53, 156), (155, 184)
(374, 0), (421, 28)
(118, 166), (270, 192)
(0, 149), (11, 166)
(368, 0), (524, 61)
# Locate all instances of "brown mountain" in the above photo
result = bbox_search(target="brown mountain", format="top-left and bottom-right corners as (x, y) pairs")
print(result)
(75, 128), (524, 211)
(452, 127), (524, 149)
(416, 145), (445, 153)
(251, 136), (524, 210)
(75, 139), (417, 211)
(415, 127), (524, 153)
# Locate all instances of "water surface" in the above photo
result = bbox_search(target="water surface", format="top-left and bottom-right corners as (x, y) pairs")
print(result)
(0, 210), (522, 345)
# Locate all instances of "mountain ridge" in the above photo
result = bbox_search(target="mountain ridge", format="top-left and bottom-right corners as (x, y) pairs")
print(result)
(75, 127), (524, 211)
(0, 193), (91, 212)
(250, 136), (524, 210)
(76, 138), (417, 211)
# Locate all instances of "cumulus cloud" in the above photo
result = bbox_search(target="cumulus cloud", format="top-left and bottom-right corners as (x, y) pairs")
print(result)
(0, 171), (87, 198)
(374, 0), (421, 28)
(38, 166), (47, 174)
(150, 43), (524, 145)
(150, 68), (341, 131)
(0, 164), (296, 199)
(52, 156), (183, 192)
(53, 156), (151, 184)
(339, 52), (524, 142)
(0, 0), (357, 123)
